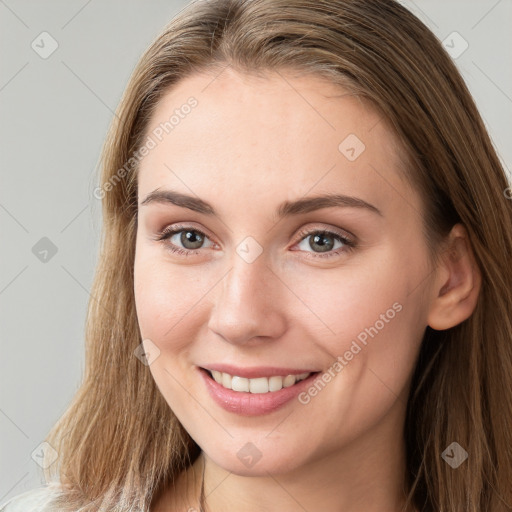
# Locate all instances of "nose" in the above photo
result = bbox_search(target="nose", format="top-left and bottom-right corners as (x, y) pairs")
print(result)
(207, 256), (287, 345)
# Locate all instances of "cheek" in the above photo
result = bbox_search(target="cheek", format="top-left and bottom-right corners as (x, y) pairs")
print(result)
(286, 251), (409, 347)
(133, 251), (208, 412)
(289, 279), (422, 452)
(289, 249), (425, 405)
(133, 250), (207, 350)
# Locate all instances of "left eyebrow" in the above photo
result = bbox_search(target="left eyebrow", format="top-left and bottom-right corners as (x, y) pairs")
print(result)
(139, 189), (383, 218)
(276, 193), (383, 218)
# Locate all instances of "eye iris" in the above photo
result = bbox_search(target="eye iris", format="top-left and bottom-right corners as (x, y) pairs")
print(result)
(181, 230), (204, 250)
(310, 233), (334, 253)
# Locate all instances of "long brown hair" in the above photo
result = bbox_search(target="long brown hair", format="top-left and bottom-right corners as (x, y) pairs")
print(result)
(43, 1), (512, 510)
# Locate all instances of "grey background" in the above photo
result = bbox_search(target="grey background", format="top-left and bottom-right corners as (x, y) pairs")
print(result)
(1, 0), (511, 503)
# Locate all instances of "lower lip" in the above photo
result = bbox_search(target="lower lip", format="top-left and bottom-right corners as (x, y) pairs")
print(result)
(198, 367), (321, 416)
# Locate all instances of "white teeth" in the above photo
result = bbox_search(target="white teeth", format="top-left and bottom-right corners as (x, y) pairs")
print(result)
(283, 375), (296, 388)
(269, 375), (283, 392)
(209, 370), (311, 393)
(249, 377), (268, 393)
(232, 376), (249, 392)
(221, 372), (232, 389)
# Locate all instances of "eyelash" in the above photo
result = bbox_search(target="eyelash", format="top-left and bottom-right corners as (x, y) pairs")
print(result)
(154, 224), (356, 259)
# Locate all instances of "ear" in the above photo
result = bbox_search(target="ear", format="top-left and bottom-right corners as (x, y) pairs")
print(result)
(427, 223), (482, 331)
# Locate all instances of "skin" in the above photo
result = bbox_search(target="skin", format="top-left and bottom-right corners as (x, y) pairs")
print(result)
(133, 67), (481, 512)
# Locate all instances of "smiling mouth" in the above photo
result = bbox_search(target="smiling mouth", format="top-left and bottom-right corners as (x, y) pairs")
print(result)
(202, 368), (321, 394)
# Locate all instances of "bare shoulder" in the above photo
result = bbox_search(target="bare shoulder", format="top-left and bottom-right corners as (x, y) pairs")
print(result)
(0, 483), (62, 512)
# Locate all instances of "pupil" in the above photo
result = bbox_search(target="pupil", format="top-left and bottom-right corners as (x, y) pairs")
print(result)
(181, 230), (203, 249)
(311, 233), (334, 253)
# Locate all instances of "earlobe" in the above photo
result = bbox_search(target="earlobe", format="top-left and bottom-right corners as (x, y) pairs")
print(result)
(427, 224), (482, 331)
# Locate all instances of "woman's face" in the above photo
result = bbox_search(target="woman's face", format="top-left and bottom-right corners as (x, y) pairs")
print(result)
(134, 68), (434, 476)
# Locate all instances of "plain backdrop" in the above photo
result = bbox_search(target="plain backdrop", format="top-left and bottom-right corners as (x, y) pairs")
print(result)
(1, 0), (511, 502)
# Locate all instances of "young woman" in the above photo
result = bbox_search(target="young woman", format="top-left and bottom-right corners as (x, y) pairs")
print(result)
(2, 0), (511, 511)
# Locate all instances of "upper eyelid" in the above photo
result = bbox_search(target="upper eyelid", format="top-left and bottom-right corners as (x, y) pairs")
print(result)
(296, 224), (354, 241)
(159, 224), (212, 241)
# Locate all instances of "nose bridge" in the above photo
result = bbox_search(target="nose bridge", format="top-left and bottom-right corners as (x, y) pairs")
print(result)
(208, 250), (286, 344)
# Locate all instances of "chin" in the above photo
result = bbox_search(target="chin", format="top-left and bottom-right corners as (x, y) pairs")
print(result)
(206, 440), (310, 477)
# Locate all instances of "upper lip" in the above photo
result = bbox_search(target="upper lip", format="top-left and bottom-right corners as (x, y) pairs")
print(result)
(200, 364), (320, 379)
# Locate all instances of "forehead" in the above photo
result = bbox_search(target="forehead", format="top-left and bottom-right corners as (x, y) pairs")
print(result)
(137, 67), (418, 219)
